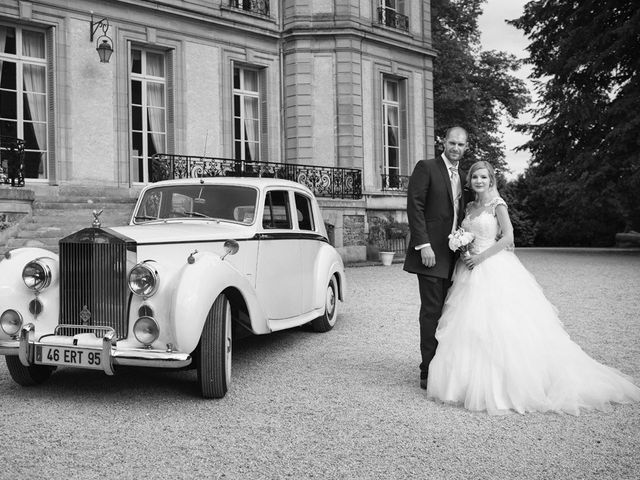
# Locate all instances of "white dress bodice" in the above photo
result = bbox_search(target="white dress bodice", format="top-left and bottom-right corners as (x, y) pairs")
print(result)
(460, 197), (506, 253)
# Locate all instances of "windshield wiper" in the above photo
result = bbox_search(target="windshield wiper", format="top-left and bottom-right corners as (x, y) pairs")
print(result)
(134, 215), (157, 221)
(184, 211), (213, 219)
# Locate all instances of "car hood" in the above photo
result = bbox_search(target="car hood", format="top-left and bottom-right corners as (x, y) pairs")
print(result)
(108, 221), (254, 244)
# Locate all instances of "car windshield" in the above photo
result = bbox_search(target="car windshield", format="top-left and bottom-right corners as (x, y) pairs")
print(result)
(134, 184), (258, 224)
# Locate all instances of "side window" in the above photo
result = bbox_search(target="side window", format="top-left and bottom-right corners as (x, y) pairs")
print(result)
(262, 190), (291, 229)
(294, 193), (315, 231)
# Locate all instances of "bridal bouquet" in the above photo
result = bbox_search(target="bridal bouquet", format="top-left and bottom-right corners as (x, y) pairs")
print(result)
(448, 227), (475, 256)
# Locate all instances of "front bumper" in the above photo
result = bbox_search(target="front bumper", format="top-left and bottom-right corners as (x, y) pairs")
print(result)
(0, 323), (192, 375)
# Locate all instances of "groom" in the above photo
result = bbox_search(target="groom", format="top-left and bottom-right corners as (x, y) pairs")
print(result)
(403, 126), (468, 389)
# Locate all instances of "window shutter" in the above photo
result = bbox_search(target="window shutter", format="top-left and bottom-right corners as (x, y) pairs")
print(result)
(166, 50), (175, 154)
(46, 27), (57, 184)
(259, 68), (268, 162)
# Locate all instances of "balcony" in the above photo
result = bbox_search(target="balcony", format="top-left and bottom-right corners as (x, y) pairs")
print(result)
(228, 0), (270, 17)
(381, 173), (409, 192)
(151, 154), (362, 200)
(377, 7), (409, 32)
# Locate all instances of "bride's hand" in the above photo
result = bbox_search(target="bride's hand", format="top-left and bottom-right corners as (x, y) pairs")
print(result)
(463, 253), (481, 270)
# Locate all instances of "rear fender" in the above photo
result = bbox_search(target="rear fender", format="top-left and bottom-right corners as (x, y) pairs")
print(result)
(171, 251), (267, 353)
(312, 245), (345, 308)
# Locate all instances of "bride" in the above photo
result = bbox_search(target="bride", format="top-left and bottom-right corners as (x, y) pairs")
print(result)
(426, 161), (640, 415)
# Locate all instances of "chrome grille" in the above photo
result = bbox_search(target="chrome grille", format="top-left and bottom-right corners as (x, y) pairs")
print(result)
(59, 228), (135, 339)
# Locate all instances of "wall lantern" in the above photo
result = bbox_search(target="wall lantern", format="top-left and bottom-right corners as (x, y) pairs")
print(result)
(89, 12), (113, 63)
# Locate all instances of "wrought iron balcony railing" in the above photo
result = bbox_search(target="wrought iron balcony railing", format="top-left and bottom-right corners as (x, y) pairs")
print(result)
(377, 7), (409, 31)
(0, 136), (25, 187)
(151, 154), (362, 200)
(229, 0), (270, 17)
(381, 173), (410, 192)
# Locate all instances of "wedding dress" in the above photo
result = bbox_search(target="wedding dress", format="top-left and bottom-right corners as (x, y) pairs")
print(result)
(426, 197), (640, 415)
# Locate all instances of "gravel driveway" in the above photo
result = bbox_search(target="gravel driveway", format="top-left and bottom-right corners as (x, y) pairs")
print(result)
(1, 249), (638, 480)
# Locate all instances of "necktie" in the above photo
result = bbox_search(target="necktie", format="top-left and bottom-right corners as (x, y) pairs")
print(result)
(449, 167), (461, 233)
(450, 167), (461, 201)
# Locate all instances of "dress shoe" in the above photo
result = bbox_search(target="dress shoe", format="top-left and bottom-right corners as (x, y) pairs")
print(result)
(420, 378), (428, 390)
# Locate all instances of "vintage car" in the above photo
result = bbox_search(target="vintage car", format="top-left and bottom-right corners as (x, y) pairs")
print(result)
(0, 177), (345, 398)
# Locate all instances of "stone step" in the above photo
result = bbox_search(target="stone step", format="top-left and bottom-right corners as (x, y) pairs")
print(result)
(3, 194), (137, 253)
(20, 216), (129, 229)
(26, 215), (131, 226)
(15, 227), (65, 239)
(34, 195), (136, 203)
(33, 201), (136, 210)
(7, 237), (58, 251)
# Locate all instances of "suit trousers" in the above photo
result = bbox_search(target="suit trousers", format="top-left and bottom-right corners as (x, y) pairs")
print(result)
(417, 274), (452, 379)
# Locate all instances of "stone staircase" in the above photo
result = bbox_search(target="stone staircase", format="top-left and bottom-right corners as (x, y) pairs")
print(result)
(4, 195), (137, 254)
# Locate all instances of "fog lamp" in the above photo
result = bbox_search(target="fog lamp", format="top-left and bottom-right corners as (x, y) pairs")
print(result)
(1, 309), (23, 336)
(128, 262), (159, 297)
(133, 316), (159, 346)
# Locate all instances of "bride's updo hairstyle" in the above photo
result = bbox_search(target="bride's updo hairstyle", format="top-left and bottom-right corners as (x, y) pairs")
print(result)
(466, 161), (499, 196)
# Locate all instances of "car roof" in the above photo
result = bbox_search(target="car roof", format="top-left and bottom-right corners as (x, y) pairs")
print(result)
(148, 177), (314, 195)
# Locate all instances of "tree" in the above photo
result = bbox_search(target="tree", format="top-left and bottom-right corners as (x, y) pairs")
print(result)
(431, 0), (530, 181)
(509, 0), (640, 246)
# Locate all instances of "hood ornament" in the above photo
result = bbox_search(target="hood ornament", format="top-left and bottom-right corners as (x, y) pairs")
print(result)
(92, 209), (104, 228)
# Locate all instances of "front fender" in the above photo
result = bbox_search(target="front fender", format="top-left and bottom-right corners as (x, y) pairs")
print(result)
(171, 251), (267, 353)
(0, 248), (60, 341)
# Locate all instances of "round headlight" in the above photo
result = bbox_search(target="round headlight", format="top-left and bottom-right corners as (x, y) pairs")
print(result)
(1, 309), (23, 336)
(133, 316), (159, 346)
(22, 260), (52, 291)
(128, 262), (159, 297)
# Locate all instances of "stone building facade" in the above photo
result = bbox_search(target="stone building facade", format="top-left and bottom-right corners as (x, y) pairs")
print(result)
(0, 0), (436, 262)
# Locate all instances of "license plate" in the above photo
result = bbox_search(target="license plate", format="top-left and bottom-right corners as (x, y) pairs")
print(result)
(35, 345), (103, 370)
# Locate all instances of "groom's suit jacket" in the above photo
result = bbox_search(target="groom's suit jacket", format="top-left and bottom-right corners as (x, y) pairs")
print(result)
(403, 156), (467, 279)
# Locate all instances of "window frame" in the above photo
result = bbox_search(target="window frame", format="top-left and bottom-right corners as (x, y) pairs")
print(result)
(0, 23), (50, 181)
(129, 46), (168, 184)
(382, 76), (401, 181)
(294, 192), (315, 232)
(233, 64), (263, 162)
(262, 189), (292, 230)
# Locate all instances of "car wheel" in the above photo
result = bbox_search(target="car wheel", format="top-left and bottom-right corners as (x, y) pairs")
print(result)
(197, 293), (232, 399)
(311, 276), (338, 333)
(5, 356), (54, 386)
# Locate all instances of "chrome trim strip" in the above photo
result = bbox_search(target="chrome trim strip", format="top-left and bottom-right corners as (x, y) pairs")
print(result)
(138, 233), (329, 246)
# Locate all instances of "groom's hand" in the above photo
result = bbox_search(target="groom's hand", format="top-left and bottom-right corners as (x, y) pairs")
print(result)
(420, 245), (436, 268)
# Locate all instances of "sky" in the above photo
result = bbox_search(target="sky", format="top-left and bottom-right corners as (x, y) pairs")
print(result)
(477, 0), (534, 179)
